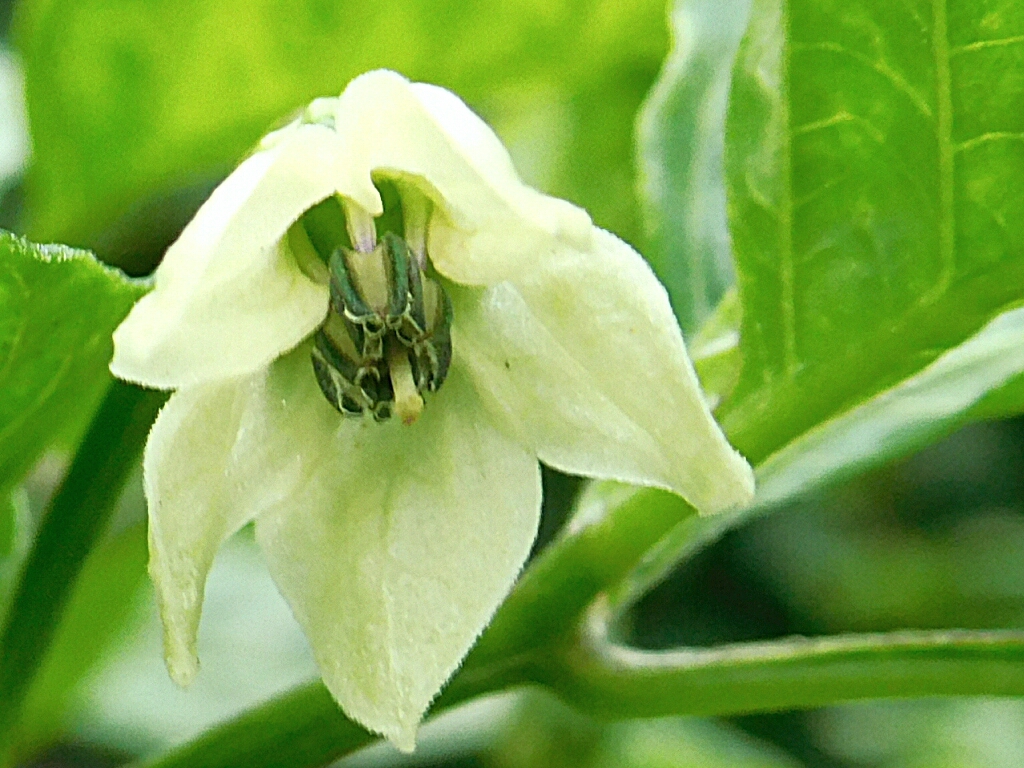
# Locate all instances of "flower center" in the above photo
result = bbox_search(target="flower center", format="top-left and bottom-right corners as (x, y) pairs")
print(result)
(297, 186), (453, 425)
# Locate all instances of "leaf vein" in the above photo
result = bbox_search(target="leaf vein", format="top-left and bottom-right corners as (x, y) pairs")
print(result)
(792, 112), (934, 222)
(928, 0), (955, 301)
(951, 35), (1024, 55)
(792, 41), (933, 119)
(793, 111), (885, 144)
(956, 132), (1024, 153)
(780, 0), (797, 376)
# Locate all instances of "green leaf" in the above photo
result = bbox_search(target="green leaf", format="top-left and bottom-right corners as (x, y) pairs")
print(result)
(0, 230), (146, 488)
(964, 369), (1024, 422)
(490, 691), (801, 768)
(15, 0), (667, 252)
(719, 0), (1024, 463)
(754, 305), (1024, 509)
(598, 718), (803, 768)
(636, 0), (750, 334)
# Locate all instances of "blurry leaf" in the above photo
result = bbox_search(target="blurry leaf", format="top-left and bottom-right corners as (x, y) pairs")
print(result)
(490, 690), (801, 768)
(750, 497), (1024, 633)
(636, 0), (749, 335)
(754, 305), (1024, 509)
(719, 0), (1024, 463)
(15, 0), (667, 253)
(488, 684), (605, 768)
(691, 288), (742, 409)
(819, 699), (1024, 768)
(599, 718), (802, 768)
(0, 230), (145, 488)
(12, 520), (148, 761)
(743, 415), (1024, 635)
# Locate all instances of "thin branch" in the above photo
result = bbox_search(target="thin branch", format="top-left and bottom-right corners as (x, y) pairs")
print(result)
(548, 600), (1024, 718)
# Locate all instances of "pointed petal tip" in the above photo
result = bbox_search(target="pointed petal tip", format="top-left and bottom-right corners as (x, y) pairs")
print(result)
(316, 671), (425, 754)
(254, 368), (538, 761)
(109, 346), (169, 391)
(387, 721), (419, 754)
(694, 448), (756, 516)
(109, 302), (165, 389)
(352, 702), (422, 754)
(164, 641), (199, 688)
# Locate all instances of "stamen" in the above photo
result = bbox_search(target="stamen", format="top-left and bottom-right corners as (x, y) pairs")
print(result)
(402, 192), (431, 268)
(386, 341), (423, 426)
(343, 199), (378, 253)
(307, 188), (452, 423)
(288, 224), (329, 284)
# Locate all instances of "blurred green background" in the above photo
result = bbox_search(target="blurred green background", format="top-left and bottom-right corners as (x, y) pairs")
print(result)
(2, 0), (1024, 766)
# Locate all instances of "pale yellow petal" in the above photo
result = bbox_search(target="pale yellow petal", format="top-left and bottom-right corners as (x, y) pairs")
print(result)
(325, 70), (593, 287)
(110, 124), (351, 388)
(455, 228), (754, 514)
(144, 352), (327, 684)
(253, 359), (541, 750)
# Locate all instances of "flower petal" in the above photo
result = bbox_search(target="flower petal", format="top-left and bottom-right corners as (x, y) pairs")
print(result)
(144, 361), (318, 685)
(326, 70), (593, 287)
(110, 123), (352, 388)
(455, 227), (755, 514)
(252, 354), (541, 751)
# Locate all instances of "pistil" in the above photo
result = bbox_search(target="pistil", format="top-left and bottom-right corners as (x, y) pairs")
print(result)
(387, 341), (423, 425)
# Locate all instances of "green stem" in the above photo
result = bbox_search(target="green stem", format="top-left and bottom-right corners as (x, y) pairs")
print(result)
(466, 486), (696, 667)
(0, 381), (167, 751)
(548, 602), (1024, 717)
(135, 655), (531, 768)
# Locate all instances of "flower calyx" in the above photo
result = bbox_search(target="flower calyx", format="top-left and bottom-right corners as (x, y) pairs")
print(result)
(311, 231), (453, 425)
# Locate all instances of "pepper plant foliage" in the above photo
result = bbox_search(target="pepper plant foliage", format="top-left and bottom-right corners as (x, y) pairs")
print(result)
(1, 0), (1024, 765)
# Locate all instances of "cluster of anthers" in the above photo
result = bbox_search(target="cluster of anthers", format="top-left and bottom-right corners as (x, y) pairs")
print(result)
(294, 190), (452, 425)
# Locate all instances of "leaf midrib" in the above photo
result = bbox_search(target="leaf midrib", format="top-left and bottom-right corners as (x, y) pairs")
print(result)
(779, 0), (797, 376)
(928, 0), (955, 303)
(735, 0), (962, 440)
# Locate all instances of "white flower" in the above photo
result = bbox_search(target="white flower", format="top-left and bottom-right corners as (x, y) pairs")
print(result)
(110, 70), (754, 751)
